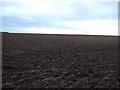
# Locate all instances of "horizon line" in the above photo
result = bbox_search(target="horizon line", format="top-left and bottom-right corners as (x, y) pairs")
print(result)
(1, 32), (119, 37)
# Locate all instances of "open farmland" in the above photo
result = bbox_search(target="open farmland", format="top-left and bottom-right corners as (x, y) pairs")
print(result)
(2, 33), (120, 89)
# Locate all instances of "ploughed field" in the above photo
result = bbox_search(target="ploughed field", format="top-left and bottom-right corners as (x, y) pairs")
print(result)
(2, 33), (120, 89)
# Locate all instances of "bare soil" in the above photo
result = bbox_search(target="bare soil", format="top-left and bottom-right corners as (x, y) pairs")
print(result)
(2, 33), (120, 89)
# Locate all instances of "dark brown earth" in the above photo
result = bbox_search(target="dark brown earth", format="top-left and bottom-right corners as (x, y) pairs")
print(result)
(2, 33), (120, 89)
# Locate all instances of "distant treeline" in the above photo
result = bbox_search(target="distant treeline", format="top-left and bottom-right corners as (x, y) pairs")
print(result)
(0, 32), (9, 33)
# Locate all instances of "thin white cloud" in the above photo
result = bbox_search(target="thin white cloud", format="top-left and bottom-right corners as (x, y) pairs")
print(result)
(63, 20), (118, 35)
(2, 0), (55, 16)
(26, 27), (81, 34)
(3, 0), (117, 17)
(23, 19), (118, 35)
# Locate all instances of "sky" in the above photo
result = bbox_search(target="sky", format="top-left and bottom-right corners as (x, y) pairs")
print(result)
(1, 0), (119, 35)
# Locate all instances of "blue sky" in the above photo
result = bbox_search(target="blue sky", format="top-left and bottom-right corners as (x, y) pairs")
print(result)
(1, 0), (118, 35)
